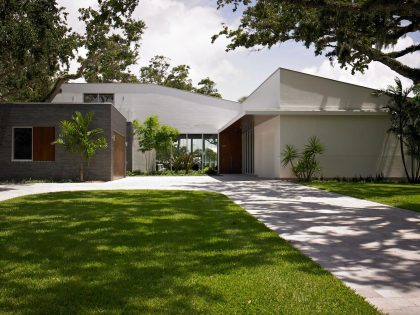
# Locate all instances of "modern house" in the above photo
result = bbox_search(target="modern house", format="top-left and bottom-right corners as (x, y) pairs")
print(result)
(0, 68), (406, 181)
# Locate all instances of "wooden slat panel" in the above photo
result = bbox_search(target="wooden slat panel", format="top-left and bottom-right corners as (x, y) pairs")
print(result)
(219, 120), (242, 174)
(33, 127), (55, 161)
(113, 132), (125, 179)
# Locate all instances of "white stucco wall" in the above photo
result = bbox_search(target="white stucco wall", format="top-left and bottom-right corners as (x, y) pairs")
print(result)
(53, 83), (242, 134)
(131, 141), (156, 173)
(254, 116), (281, 178)
(278, 114), (405, 179)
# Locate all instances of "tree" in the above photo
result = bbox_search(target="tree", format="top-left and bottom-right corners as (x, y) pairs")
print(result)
(0, 0), (145, 102)
(375, 78), (420, 183)
(213, 0), (420, 84)
(195, 78), (222, 98)
(139, 55), (222, 97)
(281, 136), (325, 181)
(132, 115), (179, 173)
(138, 55), (170, 85)
(155, 125), (180, 168)
(165, 65), (194, 91)
(54, 111), (108, 181)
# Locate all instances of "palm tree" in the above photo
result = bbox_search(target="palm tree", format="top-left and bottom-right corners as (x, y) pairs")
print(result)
(54, 111), (108, 181)
(375, 78), (420, 183)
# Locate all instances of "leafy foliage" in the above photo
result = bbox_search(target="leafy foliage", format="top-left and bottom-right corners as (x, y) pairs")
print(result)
(170, 147), (199, 173)
(375, 78), (420, 183)
(132, 116), (179, 173)
(214, 0), (420, 83)
(282, 136), (325, 181)
(0, 0), (145, 102)
(139, 55), (223, 98)
(0, 0), (77, 101)
(195, 77), (222, 98)
(54, 111), (107, 181)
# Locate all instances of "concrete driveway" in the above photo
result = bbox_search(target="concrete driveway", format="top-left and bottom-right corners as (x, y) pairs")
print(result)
(1, 175), (419, 314)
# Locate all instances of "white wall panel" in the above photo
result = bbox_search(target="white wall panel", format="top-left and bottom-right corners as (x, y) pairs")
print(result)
(254, 116), (281, 178)
(278, 115), (405, 178)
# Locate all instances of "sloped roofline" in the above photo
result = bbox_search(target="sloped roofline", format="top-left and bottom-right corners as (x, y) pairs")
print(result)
(63, 82), (240, 105)
(244, 67), (382, 102)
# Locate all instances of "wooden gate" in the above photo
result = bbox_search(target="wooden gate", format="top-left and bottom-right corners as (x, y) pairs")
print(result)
(113, 131), (125, 179)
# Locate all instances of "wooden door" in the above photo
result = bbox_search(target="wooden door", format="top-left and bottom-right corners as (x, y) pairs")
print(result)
(219, 120), (242, 173)
(113, 131), (125, 179)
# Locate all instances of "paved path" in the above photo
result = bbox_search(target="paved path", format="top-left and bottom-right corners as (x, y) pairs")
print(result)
(1, 175), (419, 314)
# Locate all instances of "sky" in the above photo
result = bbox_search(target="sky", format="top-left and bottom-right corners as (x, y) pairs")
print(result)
(58, 0), (420, 101)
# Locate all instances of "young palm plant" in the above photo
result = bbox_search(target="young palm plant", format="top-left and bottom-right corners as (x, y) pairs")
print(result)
(54, 111), (108, 181)
(281, 137), (325, 181)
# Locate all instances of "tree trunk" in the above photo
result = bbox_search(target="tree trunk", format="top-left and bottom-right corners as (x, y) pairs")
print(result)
(399, 137), (411, 182)
(80, 159), (84, 182)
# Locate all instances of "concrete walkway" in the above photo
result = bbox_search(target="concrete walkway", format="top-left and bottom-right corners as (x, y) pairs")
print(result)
(1, 175), (419, 314)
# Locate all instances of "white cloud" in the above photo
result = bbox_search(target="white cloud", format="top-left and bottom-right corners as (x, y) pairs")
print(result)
(132, 0), (242, 91)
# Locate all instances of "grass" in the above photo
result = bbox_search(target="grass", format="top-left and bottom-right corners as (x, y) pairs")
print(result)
(0, 190), (379, 314)
(308, 182), (420, 213)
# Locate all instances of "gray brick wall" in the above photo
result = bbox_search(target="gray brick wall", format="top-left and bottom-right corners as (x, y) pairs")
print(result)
(0, 103), (126, 181)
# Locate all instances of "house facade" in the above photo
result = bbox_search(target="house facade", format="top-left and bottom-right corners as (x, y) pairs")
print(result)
(0, 68), (406, 181)
(0, 103), (126, 181)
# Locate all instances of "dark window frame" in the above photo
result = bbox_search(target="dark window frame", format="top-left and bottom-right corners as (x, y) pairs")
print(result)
(12, 126), (56, 162)
(83, 93), (114, 104)
(12, 127), (33, 161)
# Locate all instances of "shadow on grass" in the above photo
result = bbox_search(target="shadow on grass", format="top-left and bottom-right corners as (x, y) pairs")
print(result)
(0, 190), (377, 314)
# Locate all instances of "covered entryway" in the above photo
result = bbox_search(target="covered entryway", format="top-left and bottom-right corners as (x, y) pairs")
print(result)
(219, 117), (254, 174)
(113, 131), (125, 179)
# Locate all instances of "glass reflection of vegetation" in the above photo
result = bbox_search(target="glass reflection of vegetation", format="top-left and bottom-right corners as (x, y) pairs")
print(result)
(173, 134), (218, 170)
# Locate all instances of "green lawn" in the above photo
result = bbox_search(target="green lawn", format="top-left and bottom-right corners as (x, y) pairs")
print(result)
(0, 190), (379, 314)
(308, 182), (420, 213)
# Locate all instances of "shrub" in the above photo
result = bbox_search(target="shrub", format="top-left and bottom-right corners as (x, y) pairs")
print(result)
(281, 136), (325, 182)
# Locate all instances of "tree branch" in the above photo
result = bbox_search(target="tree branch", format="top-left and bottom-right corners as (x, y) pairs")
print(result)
(354, 43), (420, 84)
(43, 72), (83, 102)
(386, 44), (420, 58)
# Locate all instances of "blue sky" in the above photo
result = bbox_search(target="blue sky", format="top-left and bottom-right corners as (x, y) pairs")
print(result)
(59, 0), (419, 101)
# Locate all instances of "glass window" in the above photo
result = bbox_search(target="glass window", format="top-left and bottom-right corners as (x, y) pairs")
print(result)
(189, 134), (203, 155)
(84, 93), (114, 104)
(204, 134), (218, 168)
(99, 94), (114, 103)
(175, 134), (187, 150)
(83, 94), (98, 103)
(13, 128), (32, 160)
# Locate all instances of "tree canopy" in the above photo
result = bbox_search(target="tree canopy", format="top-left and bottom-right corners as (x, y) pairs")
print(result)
(213, 0), (420, 83)
(139, 55), (223, 98)
(0, 0), (145, 102)
(132, 115), (179, 173)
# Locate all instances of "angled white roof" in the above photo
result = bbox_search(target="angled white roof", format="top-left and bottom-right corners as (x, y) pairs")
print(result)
(242, 68), (389, 113)
(54, 83), (242, 134)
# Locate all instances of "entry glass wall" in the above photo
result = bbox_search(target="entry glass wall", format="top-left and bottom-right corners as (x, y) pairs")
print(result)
(174, 134), (218, 170)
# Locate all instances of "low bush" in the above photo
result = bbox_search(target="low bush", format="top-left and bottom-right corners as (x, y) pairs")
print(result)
(281, 136), (325, 182)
